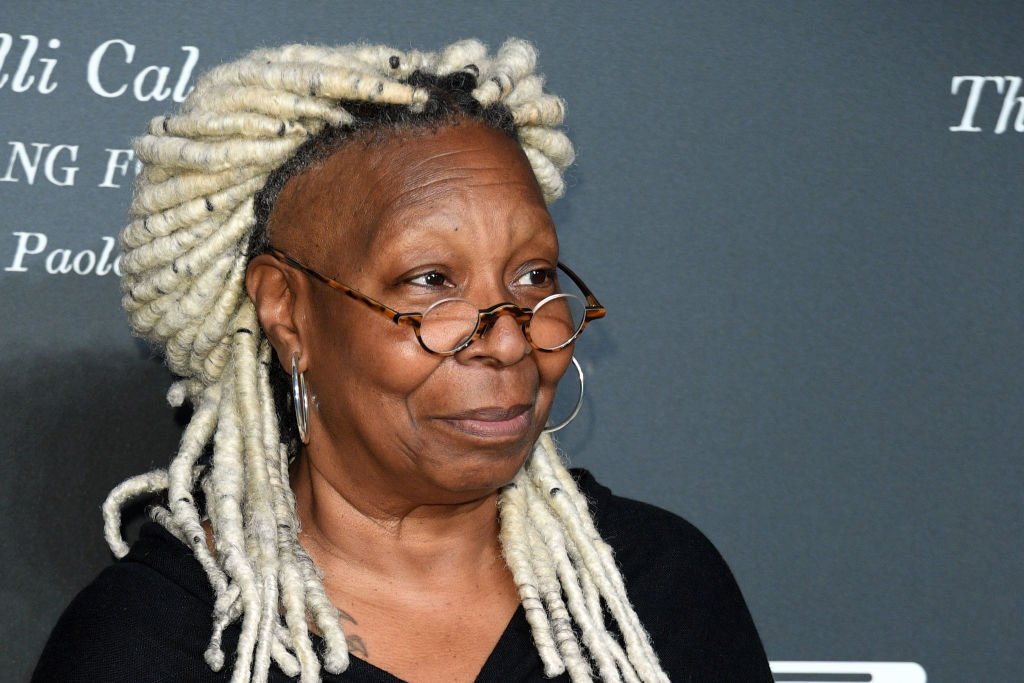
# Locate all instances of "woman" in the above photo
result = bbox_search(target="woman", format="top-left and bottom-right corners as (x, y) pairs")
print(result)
(34, 39), (771, 682)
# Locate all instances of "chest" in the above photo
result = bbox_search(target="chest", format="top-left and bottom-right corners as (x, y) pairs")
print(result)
(319, 571), (521, 682)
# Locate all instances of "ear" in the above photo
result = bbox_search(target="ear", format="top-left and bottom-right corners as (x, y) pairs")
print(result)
(246, 253), (310, 373)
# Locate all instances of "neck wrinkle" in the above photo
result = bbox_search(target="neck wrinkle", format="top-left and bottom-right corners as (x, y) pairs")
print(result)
(290, 448), (507, 583)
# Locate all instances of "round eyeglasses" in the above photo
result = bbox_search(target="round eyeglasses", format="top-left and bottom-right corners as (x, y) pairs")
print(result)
(267, 247), (606, 356)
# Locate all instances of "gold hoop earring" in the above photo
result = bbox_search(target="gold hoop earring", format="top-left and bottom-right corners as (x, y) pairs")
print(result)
(291, 353), (310, 444)
(543, 356), (584, 434)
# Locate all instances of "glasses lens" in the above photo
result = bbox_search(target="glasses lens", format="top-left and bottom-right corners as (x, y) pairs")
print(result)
(420, 299), (479, 353)
(530, 294), (586, 350)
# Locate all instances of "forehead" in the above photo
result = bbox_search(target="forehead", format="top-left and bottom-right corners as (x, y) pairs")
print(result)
(268, 120), (552, 264)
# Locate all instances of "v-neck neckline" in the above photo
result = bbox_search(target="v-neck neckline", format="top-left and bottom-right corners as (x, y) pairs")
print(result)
(313, 603), (557, 682)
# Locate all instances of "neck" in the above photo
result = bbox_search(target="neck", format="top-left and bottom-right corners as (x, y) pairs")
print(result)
(289, 448), (506, 583)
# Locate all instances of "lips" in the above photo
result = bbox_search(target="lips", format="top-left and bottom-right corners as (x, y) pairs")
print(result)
(438, 404), (534, 439)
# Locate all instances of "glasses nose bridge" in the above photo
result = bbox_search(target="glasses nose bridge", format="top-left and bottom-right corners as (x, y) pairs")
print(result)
(474, 302), (532, 340)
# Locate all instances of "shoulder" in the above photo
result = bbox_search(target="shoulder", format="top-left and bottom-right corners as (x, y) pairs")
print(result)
(32, 523), (231, 683)
(571, 468), (733, 592)
(570, 468), (774, 682)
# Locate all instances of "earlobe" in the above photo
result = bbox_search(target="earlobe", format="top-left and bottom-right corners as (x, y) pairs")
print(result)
(246, 254), (305, 368)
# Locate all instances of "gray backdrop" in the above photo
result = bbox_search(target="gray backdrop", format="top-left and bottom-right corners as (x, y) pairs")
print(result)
(2, 2), (1021, 682)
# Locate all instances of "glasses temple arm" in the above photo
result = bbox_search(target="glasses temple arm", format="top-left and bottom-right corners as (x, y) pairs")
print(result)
(266, 247), (410, 323)
(557, 261), (606, 318)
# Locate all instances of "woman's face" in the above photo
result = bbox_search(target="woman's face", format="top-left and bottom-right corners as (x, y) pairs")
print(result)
(261, 119), (573, 507)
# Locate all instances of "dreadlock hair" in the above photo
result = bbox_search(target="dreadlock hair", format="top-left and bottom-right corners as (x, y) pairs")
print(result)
(105, 39), (668, 683)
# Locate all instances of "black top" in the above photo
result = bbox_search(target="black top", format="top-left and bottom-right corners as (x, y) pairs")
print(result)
(33, 470), (772, 682)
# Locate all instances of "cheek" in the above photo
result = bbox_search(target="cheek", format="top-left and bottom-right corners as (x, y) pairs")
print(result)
(305, 301), (439, 422)
(534, 348), (574, 410)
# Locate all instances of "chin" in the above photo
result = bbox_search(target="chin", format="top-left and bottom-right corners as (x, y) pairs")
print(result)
(424, 443), (534, 499)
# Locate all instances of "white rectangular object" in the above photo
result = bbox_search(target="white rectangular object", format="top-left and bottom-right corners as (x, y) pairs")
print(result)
(769, 661), (927, 683)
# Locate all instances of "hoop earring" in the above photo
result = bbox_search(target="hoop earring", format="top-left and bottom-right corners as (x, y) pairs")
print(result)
(291, 353), (310, 444)
(543, 356), (584, 434)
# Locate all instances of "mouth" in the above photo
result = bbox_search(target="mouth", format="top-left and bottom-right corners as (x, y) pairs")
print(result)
(437, 404), (534, 439)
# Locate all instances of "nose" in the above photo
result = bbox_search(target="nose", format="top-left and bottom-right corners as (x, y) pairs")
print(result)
(458, 304), (532, 366)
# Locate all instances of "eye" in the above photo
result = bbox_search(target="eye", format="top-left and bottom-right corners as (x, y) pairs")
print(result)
(408, 271), (454, 289)
(514, 267), (556, 288)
